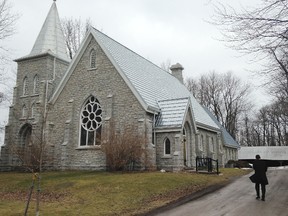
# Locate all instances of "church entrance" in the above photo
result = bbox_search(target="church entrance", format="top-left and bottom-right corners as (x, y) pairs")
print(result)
(19, 123), (32, 147)
(18, 123), (33, 167)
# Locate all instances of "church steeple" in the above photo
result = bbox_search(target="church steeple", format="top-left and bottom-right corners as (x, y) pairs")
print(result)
(30, 1), (69, 61)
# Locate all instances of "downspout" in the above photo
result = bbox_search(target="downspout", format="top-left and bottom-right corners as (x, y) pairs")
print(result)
(153, 112), (156, 145)
(44, 57), (56, 125)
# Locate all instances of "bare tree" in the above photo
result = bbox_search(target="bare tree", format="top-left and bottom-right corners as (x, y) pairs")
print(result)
(0, 0), (18, 46)
(240, 100), (288, 146)
(211, 0), (288, 100)
(0, 0), (18, 102)
(160, 59), (172, 72)
(185, 71), (252, 139)
(61, 18), (92, 59)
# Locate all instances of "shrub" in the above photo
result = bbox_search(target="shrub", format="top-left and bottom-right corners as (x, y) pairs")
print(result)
(102, 122), (148, 171)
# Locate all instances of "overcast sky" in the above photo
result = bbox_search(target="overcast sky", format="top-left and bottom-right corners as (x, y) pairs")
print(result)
(0, 0), (267, 144)
(6, 0), (264, 78)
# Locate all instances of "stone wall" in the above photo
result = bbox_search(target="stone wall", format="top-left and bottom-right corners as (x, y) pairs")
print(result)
(47, 37), (155, 170)
(0, 54), (69, 170)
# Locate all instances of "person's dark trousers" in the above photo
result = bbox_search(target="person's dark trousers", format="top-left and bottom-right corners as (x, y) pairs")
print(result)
(255, 183), (266, 200)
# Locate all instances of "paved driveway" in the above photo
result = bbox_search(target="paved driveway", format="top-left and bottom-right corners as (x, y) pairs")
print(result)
(155, 167), (288, 216)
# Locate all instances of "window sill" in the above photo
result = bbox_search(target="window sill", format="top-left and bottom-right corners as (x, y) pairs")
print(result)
(161, 155), (172, 159)
(20, 95), (29, 98)
(87, 67), (97, 71)
(76, 145), (101, 150)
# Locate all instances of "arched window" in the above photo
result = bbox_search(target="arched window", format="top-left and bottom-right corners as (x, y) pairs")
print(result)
(33, 75), (39, 94)
(210, 137), (214, 152)
(80, 96), (102, 146)
(31, 103), (35, 118)
(22, 105), (27, 118)
(90, 49), (96, 68)
(23, 76), (28, 95)
(164, 138), (171, 155)
(199, 134), (204, 151)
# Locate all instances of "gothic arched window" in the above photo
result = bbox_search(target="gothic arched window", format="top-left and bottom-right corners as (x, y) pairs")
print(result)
(23, 76), (28, 96)
(80, 96), (102, 146)
(164, 138), (171, 155)
(31, 103), (35, 118)
(90, 49), (96, 68)
(33, 75), (39, 94)
(199, 134), (204, 151)
(22, 104), (27, 118)
(210, 137), (214, 152)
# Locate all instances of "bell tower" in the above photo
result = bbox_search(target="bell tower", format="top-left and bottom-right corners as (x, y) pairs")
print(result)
(1, 0), (70, 170)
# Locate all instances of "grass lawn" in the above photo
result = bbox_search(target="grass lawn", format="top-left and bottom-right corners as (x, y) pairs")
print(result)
(0, 168), (250, 216)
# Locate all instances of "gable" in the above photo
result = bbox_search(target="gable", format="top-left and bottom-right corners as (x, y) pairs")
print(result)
(156, 98), (188, 128)
(156, 97), (198, 132)
(47, 36), (146, 142)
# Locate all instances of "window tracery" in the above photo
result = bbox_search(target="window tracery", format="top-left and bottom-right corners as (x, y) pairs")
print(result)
(80, 96), (102, 146)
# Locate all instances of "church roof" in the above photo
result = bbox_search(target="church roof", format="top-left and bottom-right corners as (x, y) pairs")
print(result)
(25, 1), (69, 61)
(51, 27), (220, 130)
(90, 28), (219, 129)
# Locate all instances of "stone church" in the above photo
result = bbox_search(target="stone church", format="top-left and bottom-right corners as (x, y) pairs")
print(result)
(0, 1), (239, 171)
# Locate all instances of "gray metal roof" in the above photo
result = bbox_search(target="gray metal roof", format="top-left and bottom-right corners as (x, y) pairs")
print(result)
(156, 98), (189, 128)
(203, 107), (239, 148)
(51, 27), (220, 130)
(29, 2), (69, 61)
(91, 28), (219, 129)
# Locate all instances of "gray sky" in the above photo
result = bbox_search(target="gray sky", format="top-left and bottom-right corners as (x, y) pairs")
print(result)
(0, 0), (267, 145)
(6, 0), (264, 79)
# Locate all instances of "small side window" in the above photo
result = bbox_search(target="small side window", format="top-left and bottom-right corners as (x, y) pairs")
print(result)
(90, 49), (96, 68)
(164, 138), (171, 155)
(23, 76), (28, 96)
(33, 75), (39, 94)
(22, 105), (27, 118)
(31, 103), (35, 118)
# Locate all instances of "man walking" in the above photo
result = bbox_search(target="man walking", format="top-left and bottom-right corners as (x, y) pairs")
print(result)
(253, 154), (268, 201)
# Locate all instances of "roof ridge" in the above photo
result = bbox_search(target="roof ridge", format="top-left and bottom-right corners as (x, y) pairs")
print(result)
(157, 97), (189, 103)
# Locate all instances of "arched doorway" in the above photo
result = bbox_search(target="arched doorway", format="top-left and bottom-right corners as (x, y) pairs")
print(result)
(18, 123), (33, 167)
(19, 123), (32, 147)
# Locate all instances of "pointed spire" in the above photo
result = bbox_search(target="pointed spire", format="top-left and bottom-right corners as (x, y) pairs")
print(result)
(30, 1), (69, 61)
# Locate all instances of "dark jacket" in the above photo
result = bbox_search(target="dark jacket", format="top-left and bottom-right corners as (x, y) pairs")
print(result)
(253, 160), (268, 185)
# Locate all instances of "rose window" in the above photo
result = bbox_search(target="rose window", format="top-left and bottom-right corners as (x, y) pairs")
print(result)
(81, 96), (102, 131)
